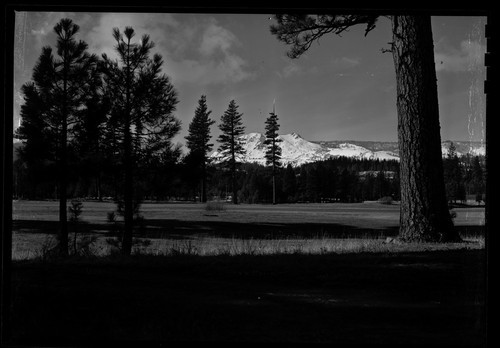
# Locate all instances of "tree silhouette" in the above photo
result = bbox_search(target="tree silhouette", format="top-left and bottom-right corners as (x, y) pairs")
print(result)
(471, 156), (485, 202)
(271, 14), (459, 242)
(218, 100), (246, 204)
(185, 95), (216, 202)
(264, 111), (282, 204)
(15, 83), (58, 199)
(16, 18), (98, 256)
(72, 56), (110, 201)
(282, 164), (297, 202)
(101, 26), (180, 255)
(443, 142), (465, 204)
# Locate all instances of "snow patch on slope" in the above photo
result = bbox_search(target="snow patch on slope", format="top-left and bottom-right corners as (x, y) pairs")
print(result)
(209, 133), (484, 167)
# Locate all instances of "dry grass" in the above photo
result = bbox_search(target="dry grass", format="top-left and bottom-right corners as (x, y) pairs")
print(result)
(12, 233), (483, 261)
(11, 200), (485, 260)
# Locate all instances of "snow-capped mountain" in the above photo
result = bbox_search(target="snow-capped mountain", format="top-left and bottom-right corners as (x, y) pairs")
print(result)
(324, 142), (399, 162)
(209, 133), (485, 167)
(210, 132), (399, 167)
(440, 140), (486, 157)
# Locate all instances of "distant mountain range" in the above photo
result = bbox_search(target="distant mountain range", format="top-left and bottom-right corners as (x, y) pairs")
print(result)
(210, 132), (485, 167)
(13, 134), (486, 167)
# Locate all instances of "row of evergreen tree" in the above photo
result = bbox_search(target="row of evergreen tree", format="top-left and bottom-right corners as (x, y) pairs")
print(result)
(443, 143), (486, 204)
(15, 19), (185, 255)
(14, 138), (485, 206)
(13, 18), (295, 255)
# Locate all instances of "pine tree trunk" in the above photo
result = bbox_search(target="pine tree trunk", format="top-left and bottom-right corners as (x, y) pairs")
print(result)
(232, 157), (238, 205)
(122, 61), (134, 255)
(201, 160), (207, 203)
(272, 174), (276, 205)
(122, 120), (134, 255)
(391, 16), (460, 242)
(58, 73), (69, 257)
(58, 119), (69, 256)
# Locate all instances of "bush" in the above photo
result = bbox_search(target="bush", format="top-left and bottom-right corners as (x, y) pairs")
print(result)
(107, 211), (116, 223)
(205, 201), (226, 212)
(378, 196), (393, 205)
(68, 199), (83, 222)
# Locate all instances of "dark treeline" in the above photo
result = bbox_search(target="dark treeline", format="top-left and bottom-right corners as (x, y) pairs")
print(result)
(13, 147), (399, 203)
(230, 158), (401, 204)
(13, 142), (485, 206)
(443, 143), (486, 205)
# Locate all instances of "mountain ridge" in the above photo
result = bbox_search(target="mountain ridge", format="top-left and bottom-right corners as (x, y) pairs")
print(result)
(210, 132), (485, 167)
(13, 134), (485, 166)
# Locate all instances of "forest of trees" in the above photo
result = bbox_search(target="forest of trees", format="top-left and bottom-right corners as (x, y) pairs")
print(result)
(14, 135), (485, 207)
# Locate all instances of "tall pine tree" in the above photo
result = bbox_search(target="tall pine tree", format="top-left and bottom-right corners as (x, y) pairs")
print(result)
(15, 82), (57, 199)
(264, 110), (282, 204)
(102, 27), (180, 255)
(218, 100), (246, 204)
(72, 56), (110, 200)
(185, 95), (215, 203)
(16, 18), (98, 256)
(443, 142), (465, 204)
(271, 15), (459, 242)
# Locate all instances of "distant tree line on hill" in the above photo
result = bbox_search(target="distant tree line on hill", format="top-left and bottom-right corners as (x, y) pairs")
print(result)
(443, 142), (486, 205)
(13, 141), (485, 206)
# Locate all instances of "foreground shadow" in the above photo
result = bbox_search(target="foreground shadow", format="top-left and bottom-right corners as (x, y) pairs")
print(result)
(7, 249), (486, 346)
(12, 218), (485, 240)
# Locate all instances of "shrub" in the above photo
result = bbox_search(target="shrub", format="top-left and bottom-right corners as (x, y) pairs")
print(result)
(170, 240), (199, 256)
(68, 199), (83, 222)
(38, 235), (59, 261)
(205, 201), (226, 212)
(378, 196), (393, 205)
(107, 211), (116, 223)
(449, 209), (457, 220)
(75, 234), (99, 257)
(68, 199), (84, 255)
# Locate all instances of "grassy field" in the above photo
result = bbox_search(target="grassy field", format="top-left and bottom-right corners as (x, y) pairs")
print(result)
(6, 200), (487, 345)
(11, 200), (485, 259)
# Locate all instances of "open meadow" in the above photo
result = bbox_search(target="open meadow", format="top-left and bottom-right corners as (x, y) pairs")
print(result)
(12, 200), (485, 259)
(7, 200), (487, 345)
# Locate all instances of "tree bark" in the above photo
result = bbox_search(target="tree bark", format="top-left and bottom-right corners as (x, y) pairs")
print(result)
(58, 66), (69, 257)
(122, 52), (134, 256)
(58, 117), (69, 256)
(201, 159), (207, 203)
(391, 16), (460, 242)
(231, 157), (238, 205)
(122, 121), (134, 255)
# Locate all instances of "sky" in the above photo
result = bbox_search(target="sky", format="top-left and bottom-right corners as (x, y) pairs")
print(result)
(13, 12), (486, 151)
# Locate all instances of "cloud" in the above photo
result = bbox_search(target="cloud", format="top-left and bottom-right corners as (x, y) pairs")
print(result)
(330, 56), (361, 71)
(168, 53), (252, 86)
(84, 13), (179, 60)
(83, 14), (253, 86)
(276, 56), (360, 79)
(435, 40), (485, 72)
(276, 61), (302, 78)
(199, 20), (237, 56)
(31, 28), (47, 36)
(164, 17), (253, 85)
